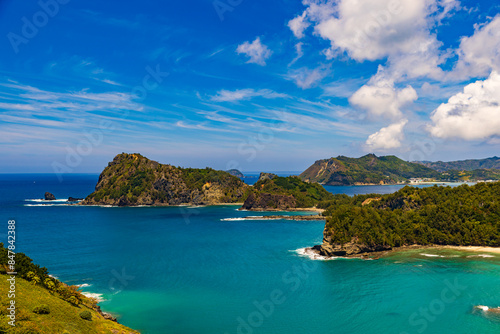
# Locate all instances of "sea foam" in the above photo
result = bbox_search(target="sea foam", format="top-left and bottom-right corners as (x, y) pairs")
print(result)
(25, 199), (69, 203)
(294, 247), (340, 261)
(467, 254), (495, 258)
(82, 292), (105, 302)
(221, 216), (280, 221)
(24, 204), (70, 207)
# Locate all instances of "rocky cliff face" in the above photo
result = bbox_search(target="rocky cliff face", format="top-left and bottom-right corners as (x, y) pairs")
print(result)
(82, 153), (249, 206)
(241, 192), (296, 210)
(312, 236), (392, 257)
(257, 172), (277, 182)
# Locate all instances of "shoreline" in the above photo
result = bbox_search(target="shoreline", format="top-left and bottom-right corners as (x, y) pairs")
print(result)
(77, 202), (244, 208)
(242, 207), (325, 213)
(222, 214), (325, 222)
(305, 244), (500, 260)
(321, 181), (478, 187)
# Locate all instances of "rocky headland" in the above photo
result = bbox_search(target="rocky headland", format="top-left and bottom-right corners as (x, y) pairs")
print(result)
(82, 153), (249, 206)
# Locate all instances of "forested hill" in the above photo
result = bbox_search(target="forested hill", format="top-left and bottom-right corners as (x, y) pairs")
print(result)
(82, 153), (249, 206)
(82, 153), (333, 209)
(300, 154), (440, 185)
(242, 173), (335, 210)
(415, 157), (500, 172)
(314, 182), (500, 257)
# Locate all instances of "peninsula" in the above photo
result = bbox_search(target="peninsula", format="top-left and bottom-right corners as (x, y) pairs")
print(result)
(82, 153), (249, 206)
(310, 182), (500, 258)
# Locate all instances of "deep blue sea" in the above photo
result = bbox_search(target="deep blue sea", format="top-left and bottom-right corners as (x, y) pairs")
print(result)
(1, 174), (499, 334)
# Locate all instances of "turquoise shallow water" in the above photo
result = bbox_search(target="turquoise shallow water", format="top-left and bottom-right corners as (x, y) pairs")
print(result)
(1, 174), (499, 333)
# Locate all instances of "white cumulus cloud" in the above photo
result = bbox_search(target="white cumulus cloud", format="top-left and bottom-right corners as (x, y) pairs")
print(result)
(429, 71), (500, 140)
(236, 37), (272, 66)
(366, 119), (408, 150)
(288, 11), (310, 39)
(453, 15), (500, 79)
(349, 72), (418, 119)
(295, 0), (455, 80)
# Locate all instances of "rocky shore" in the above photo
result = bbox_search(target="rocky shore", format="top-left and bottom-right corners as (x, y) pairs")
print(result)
(228, 214), (325, 221)
(306, 242), (500, 259)
(309, 237), (392, 258)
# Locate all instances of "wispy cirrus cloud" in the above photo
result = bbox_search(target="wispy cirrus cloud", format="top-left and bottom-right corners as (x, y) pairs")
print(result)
(0, 82), (140, 114)
(287, 65), (331, 89)
(45, 56), (124, 87)
(209, 88), (288, 102)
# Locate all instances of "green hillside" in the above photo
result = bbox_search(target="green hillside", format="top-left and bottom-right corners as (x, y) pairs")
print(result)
(83, 153), (249, 206)
(0, 244), (138, 334)
(416, 156), (500, 172)
(314, 182), (500, 257)
(242, 174), (335, 210)
(300, 154), (440, 185)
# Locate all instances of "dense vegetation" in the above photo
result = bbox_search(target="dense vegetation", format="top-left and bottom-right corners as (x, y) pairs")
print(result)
(247, 175), (335, 208)
(416, 156), (500, 172)
(300, 154), (500, 185)
(320, 182), (500, 248)
(83, 153), (248, 206)
(0, 244), (138, 333)
(440, 169), (500, 182)
(300, 154), (441, 185)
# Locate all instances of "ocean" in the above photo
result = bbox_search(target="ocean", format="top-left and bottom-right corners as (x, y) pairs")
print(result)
(1, 174), (498, 334)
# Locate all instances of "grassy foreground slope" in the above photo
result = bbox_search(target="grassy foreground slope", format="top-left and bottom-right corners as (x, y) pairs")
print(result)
(0, 244), (138, 334)
(0, 279), (138, 334)
(315, 182), (500, 256)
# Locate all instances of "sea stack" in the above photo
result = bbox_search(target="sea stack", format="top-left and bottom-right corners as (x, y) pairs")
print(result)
(44, 192), (56, 201)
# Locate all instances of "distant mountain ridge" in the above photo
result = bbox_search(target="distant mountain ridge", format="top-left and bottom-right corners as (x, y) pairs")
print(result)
(300, 154), (440, 186)
(415, 156), (500, 172)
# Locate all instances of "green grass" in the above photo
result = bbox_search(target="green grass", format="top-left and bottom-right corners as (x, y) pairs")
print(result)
(0, 277), (139, 334)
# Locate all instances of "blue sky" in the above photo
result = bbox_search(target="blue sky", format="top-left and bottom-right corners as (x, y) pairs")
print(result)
(0, 0), (499, 173)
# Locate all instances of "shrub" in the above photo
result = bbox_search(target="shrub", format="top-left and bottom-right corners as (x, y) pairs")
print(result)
(68, 296), (80, 306)
(44, 278), (56, 291)
(32, 304), (50, 314)
(79, 310), (92, 321)
(30, 276), (41, 285)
